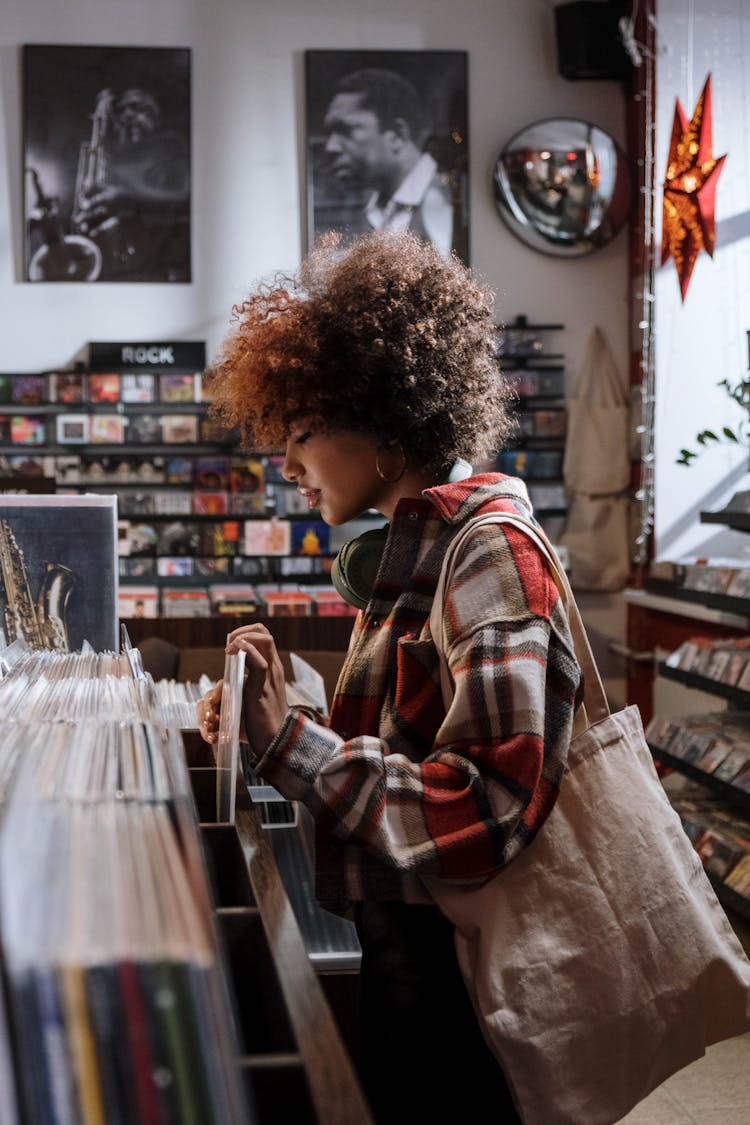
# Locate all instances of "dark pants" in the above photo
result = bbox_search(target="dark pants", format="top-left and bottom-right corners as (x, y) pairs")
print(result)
(354, 901), (522, 1124)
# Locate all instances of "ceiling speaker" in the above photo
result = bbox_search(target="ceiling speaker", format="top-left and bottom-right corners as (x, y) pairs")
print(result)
(554, 1), (632, 82)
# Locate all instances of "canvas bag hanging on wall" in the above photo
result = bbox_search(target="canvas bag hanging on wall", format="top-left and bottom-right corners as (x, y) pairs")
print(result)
(426, 512), (750, 1125)
(562, 325), (630, 495)
(558, 492), (631, 591)
(560, 325), (631, 590)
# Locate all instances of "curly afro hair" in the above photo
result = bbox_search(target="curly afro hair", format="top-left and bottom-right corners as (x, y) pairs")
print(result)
(208, 230), (515, 472)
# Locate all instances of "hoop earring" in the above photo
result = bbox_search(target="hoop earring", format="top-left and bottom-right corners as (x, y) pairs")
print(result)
(375, 444), (407, 484)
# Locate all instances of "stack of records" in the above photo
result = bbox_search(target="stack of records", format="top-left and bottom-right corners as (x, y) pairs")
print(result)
(151, 675), (214, 732)
(0, 650), (254, 1124)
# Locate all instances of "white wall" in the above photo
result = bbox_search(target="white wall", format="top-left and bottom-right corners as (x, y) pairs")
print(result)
(1, 0), (629, 384)
(654, 0), (750, 562)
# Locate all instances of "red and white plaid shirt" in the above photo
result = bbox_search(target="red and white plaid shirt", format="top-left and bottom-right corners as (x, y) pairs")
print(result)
(255, 475), (582, 908)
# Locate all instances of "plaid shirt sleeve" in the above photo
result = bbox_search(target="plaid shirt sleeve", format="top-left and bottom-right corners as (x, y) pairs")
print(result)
(254, 522), (582, 886)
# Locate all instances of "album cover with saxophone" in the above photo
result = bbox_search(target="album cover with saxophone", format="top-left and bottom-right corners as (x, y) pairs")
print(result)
(0, 495), (117, 653)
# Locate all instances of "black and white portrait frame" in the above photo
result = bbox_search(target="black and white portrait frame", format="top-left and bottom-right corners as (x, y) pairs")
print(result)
(23, 44), (192, 284)
(305, 49), (469, 263)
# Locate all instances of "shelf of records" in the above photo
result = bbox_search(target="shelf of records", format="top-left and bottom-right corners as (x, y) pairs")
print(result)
(645, 626), (750, 920)
(0, 647), (253, 1124)
(493, 317), (567, 514)
(117, 509), (377, 618)
(495, 314), (564, 362)
(658, 634), (750, 704)
(645, 779), (750, 919)
(646, 714), (750, 920)
(645, 562), (750, 618)
(0, 369), (235, 450)
(511, 406), (566, 442)
(701, 491), (750, 533)
(116, 505), (366, 563)
(646, 711), (750, 813)
(493, 450), (567, 513)
(493, 457), (567, 513)
(119, 582), (359, 620)
(0, 446), (382, 610)
(0, 644), (370, 1124)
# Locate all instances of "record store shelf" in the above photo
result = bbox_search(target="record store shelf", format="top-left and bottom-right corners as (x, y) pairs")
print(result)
(181, 731), (372, 1125)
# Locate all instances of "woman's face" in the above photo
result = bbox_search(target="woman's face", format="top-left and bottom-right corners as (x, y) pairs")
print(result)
(281, 423), (396, 525)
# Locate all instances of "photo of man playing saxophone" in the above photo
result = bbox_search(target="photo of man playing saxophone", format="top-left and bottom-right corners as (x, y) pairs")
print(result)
(23, 45), (191, 283)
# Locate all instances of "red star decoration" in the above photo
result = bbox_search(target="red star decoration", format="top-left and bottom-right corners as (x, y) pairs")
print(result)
(661, 73), (727, 301)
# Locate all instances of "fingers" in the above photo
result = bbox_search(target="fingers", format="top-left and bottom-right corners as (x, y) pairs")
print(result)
(228, 633), (288, 755)
(197, 681), (223, 744)
(226, 625), (281, 679)
(229, 642), (270, 671)
(225, 623), (273, 652)
(231, 634), (284, 685)
(211, 628), (288, 758)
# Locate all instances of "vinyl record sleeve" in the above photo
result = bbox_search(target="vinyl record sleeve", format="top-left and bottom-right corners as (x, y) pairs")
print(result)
(50, 373), (86, 404)
(0, 495), (118, 652)
(159, 373), (197, 404)
(11, 414), (46, 445)
(120, 373), (155, 404)
(215, 650), (246, 823)
(291, 520), (330, 557)
(88, 373), (121, 403)
(11, 375), (45, 405)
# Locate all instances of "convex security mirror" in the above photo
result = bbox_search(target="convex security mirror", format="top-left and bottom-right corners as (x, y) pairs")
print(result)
(493, 117), (632, 257)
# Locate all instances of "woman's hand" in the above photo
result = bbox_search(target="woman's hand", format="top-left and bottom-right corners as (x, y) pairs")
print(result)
(226, 624), (289, 758)
(197, 680), (223, 744)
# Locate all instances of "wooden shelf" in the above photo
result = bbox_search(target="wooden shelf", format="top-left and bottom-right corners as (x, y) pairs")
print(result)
(0, 401), (212, 415)
(121, 614), (355, 650)
(182, 730), (373, 1124)
(657, 662), (750, 707)
(701, 508), (750, 533)
(501, 357), (565, 366)
(643, 630), (750, 931)
(643, 577), (750, 620)
(648, 744), (750, 923)
(497, 318), (564, 332)
(648, 743), (750, 817)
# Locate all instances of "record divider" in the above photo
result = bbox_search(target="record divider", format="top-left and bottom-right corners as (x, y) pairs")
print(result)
(181, 729), (373, 1125)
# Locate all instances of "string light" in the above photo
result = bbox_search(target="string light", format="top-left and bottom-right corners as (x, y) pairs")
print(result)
(634, 14), (658, 568)
(618, 1), (677, 569)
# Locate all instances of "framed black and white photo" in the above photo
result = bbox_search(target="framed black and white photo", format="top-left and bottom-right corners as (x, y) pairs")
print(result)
(23, 44), (191, 283)
(305, 49), (469, 263)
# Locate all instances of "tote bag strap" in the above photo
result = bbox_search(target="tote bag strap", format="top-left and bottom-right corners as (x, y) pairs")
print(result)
(429, 511), (610, 730)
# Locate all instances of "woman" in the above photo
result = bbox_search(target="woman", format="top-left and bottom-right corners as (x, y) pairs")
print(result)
(199, 231), (582, 1123)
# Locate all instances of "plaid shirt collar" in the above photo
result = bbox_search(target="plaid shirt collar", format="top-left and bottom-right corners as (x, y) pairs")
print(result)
(364, 473), (536, 616)
(420, 471), (534, 526)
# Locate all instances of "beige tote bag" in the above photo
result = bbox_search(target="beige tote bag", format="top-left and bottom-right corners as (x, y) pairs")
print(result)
(562, 325), (630, 497)
(560, 326), (632, 590)
(426, 512), (750, 1125)
(559, 492), (631, 591)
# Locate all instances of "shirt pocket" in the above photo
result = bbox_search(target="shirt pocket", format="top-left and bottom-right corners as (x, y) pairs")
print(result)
(390, 635), (444, 756)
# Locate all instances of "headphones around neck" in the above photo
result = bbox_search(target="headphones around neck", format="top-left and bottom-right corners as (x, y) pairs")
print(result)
(330, 459), (473, 610)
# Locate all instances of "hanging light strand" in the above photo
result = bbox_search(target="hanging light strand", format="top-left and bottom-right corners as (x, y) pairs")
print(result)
(634, 13), (658, 566)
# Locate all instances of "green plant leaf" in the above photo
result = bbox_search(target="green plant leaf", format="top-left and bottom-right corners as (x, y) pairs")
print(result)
(716, 376), (750, 407)
(675, 373), (750, 465)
